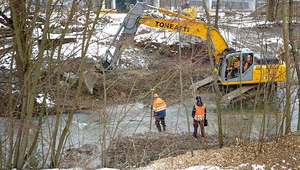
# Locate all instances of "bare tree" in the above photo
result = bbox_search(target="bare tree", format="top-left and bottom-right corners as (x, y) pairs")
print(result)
(202, 0), (223, 148)
(0, 0), (106, 168)
(266, 0), (277, 22)
(214, 0), (220, 30)
(288, 0), (300, 131)
(281, 0), (291, 135)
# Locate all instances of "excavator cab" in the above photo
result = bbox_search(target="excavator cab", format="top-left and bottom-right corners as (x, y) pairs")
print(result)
(218, 51), (285, 87)
(252, 53), (285, 82)
(219, 52), (254, 85)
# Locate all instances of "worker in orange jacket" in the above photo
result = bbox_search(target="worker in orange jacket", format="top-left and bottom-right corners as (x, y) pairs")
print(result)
(232, 57), (240, 78)
(192, 96), (207, 138)
(244, 55), (251, 72)
(234, 57), (240, 68)
(152, 94), (167, 132)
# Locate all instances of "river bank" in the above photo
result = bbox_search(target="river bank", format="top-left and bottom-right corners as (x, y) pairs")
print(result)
(107, 132), (234, 169)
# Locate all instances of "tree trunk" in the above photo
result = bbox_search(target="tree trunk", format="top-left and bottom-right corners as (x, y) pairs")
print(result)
(282, 0), (291, 135)
(214, 0), (220, 30)
(288, 0), (300, 131)
(259, 84), (270, 152)
(203, 0), (223, 148)
(7, 55), (15, 169)
(52, 0), (101, 166)
(266, 0), (276, 22)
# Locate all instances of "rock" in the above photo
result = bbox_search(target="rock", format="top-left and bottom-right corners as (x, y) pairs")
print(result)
(83, 71), (102, 94)
(52, 27), (64, 34)
(243, 115), (249, 120)
(63, 72), (77, 83)
(59, 80), (69, 88)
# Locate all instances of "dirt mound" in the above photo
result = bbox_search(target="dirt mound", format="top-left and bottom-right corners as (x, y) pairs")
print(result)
(107, 132), (234, 169)
(144, 130), (300, 169)
(76, 42), (213, 110)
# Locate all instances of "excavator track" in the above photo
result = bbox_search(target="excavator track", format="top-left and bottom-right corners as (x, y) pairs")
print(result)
(191, 77), (258, 105)
(190, 75), (217, 92)
(220, 84), (257, 105)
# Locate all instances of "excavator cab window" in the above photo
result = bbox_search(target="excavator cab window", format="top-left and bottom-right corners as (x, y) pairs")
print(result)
(224, 58), (230, 79)
(253, 53), (280, 65)
(257, 57), (280, 65)
(225, 56), (239, 79)
(218, 57), (224, 77)
(242, 53), (253, 73)
(254, 57), (259, 65)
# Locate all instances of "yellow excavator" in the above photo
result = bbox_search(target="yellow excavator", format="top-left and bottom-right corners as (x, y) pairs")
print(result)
(96, 2), (286, 104)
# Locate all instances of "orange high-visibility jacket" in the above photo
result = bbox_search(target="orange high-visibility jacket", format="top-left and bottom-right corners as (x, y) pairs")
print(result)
(153, 98), (166, 118)
(194, 104), (206, 121)
(244, 57), (251, 71)
(234, 60), (240, 68)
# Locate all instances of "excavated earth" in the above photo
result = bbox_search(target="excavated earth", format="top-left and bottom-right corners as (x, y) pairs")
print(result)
(107, 132), (234, 169)
(72, 41), (213, 110)
(107, 130), (300, 169)
(141, 130), (300, 169)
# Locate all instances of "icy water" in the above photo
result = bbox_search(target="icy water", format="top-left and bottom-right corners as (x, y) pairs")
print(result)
(0, 87), (298, 151)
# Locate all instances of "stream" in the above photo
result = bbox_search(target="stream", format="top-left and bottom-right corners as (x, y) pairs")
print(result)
(0, 85), (298, 158)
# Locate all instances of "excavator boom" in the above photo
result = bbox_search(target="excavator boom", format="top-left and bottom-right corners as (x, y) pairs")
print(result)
(98, 2), (147, 69)
(139, 16), (228, 62)
(98, 2), (228, 69)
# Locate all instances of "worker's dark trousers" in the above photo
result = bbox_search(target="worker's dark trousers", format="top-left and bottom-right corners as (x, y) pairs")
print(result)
(155, 117), (166, 132)
(193, 119), (205, 138)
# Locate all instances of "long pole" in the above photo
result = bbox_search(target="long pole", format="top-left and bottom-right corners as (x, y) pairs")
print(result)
(150, 89), (154, 130)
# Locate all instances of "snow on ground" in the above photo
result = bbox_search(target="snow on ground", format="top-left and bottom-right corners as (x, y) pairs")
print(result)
(36, 93), (56, 107)
(1, 9), (284, 70)
(139, 163), (267, 170)
(41, 164), (267, 170)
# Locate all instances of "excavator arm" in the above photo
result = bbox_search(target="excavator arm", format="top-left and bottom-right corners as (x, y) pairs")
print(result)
(98, 2), (228, 70)
(139, 13), (228, 62)
(97, 2), (147, 70)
